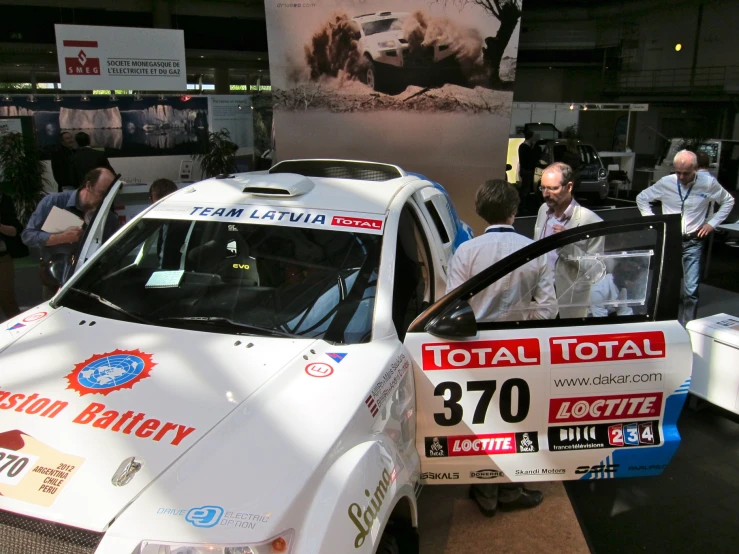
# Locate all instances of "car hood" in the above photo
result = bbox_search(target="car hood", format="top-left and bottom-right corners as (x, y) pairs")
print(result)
(366, 30), (405, 44)
(0, 306), (316, 531)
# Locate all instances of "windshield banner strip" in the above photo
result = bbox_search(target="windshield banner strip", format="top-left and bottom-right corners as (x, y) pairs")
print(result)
(146, 204), (385, 235)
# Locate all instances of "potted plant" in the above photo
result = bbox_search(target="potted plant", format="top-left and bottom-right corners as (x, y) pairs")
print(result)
(194, 128), (238, 178)
(0, 131), (47, 224)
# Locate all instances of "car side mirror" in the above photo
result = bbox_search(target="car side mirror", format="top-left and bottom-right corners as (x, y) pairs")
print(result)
(425, 298), (477, 339)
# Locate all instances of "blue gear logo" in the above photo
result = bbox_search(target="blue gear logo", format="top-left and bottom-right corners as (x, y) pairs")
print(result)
(185, 505), (224, 528)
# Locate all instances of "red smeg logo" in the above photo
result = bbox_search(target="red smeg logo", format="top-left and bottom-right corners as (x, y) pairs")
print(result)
(331, 216), (383, 230)
(63, 40), (101, 76)
(422, 339), (540, 370)
(549, 392), (663, 423)
(550, 332), (665, 364)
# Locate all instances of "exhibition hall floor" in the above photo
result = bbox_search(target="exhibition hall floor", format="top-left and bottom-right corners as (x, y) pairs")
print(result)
(6, 266), (739, 554)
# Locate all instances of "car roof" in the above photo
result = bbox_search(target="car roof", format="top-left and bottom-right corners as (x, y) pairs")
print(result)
(158, 159), (423, 216)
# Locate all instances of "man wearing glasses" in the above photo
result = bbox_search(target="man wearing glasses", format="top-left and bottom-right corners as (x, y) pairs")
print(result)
(534, 162), (604, 318)
(637, 149), (734, 326)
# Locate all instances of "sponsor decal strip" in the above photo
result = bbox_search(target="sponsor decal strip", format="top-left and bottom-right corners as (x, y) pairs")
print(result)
(550, 331), (666, 364)
(422, 338), (540, 370)
(424, 432), (539, 457)
(548, 392), (663, 423)
(548, 420), (661, 451)
(146, 205), (385, 235)
(365, 354), (410, 418)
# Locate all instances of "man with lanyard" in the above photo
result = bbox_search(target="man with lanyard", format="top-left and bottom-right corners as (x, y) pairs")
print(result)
(446, 179), (556, 517)
(22, 168), (119, 298)
(534, 162), (604, 318)
(637, 149), (734, 326)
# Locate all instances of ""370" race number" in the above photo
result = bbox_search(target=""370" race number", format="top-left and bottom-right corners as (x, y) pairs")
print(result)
(433, 378), (530, 426)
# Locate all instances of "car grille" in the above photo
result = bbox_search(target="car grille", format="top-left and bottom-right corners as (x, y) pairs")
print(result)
(402, 46), (434, 67)
(0, 509), (104, 554)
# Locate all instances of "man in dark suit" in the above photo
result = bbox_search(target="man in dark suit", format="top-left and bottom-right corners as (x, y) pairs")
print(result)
(69, 132), (114, 187)
(51, 131), (76, 192)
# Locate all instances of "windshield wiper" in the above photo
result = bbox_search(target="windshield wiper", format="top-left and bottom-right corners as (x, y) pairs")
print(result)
(67, 288), (153, 326)
(159, 316), (296, 338)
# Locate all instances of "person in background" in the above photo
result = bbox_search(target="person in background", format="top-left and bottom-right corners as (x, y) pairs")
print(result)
(446, 179), (552, 517)
(518, 130), (539, 203)
(69, 132), (114, 188)
(636, 149), (734, 326)
(0, 193), (23, 319)
(149, 178), (178, 203)
(22, 168), (118, 298)
(696, 150), (714, 177)
(534, 162), (604, 318)
(51, 131), (76, 192)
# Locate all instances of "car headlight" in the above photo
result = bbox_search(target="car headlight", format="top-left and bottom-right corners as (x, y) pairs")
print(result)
(598, 167), (607, 180)
(377, 40), (396, 48)
(137, 530), (294, 554)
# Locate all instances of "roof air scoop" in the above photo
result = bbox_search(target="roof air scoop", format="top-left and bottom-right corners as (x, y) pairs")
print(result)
(240, 173), (315, 197)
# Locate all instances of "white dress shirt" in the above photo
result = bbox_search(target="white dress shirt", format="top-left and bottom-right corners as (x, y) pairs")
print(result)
(446, 225), (557, 322)
(636, 171), (734, 234)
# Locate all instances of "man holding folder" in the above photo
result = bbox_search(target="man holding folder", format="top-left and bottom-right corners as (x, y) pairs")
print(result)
(22, 167), (118, 297)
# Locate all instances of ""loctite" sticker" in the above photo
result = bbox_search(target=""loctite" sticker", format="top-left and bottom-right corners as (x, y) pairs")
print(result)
(550, 332), (665, 364)
(422, 339), (540, 370)
(548, 392), (663, 423)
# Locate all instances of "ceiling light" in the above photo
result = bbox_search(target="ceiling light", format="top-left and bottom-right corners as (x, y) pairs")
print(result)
(80, 94), (90, 101)
(109, 94), (118, 101)
(158, 94), (165, 101)
(27, 94), (36, 103)
(569, 103), (575, 110)
(675, 43), (682, 52)
(582, 105), (588, 111)
(134, 93), (143, 101)
(2, 95), (11, 102)
(200, 55), (205, 58)
(54, 94), (62, 102)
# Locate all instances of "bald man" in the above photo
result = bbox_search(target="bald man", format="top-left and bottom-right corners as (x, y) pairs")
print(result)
(637, 149), (734, 325)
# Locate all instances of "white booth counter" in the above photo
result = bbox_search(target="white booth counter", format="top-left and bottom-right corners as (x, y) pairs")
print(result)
(687, 313), (739, 414)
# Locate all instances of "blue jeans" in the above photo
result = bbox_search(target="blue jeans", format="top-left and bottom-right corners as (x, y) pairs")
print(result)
(680, 238), (704, 326)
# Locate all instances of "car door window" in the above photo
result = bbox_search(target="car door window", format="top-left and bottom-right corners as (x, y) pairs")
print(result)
(426, 218), (676, 331)
(393, 204), (433, 339)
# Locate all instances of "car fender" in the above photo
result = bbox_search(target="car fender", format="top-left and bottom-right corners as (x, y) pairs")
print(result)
(295, 438), (418, 554)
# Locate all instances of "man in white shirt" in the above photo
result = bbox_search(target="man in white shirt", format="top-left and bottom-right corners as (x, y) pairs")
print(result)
(534, 163), (604, 318)
(637, 149), (734, 325)
(446, 179), (554, 517)
(446, 180), (557, 321)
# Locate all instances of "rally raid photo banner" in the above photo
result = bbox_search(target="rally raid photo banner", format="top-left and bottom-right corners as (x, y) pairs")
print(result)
(265, 0), (522, 231)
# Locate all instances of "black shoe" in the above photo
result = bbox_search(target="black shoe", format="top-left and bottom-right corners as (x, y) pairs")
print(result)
(498, 488), (543, 511)
(468, 485), (497, 517)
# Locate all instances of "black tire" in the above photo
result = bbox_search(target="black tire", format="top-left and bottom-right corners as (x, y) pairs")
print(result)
(364, 57), (380, 91)
(377, 530), (401, 554)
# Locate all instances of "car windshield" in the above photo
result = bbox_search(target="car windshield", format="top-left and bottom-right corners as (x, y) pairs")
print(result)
(56, 219), (381, 344)
(361, 18), (403, 36)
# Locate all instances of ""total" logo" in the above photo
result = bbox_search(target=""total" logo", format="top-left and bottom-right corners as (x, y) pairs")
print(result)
(550, 331), (665, 364)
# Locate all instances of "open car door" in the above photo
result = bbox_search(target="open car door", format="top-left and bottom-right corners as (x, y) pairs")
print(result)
(405, 215), (691, 483)
(73, 175), (123, 273)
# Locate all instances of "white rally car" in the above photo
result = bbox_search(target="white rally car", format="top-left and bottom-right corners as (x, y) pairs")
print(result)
(0, 159), (691, 554)
(353, 12), (456, 92)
